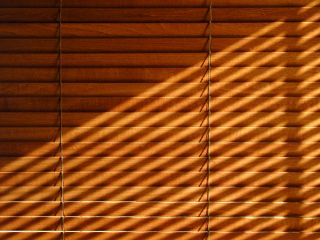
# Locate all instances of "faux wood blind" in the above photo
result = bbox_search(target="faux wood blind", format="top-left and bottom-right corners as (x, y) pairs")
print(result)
(0, 0), (320, 239)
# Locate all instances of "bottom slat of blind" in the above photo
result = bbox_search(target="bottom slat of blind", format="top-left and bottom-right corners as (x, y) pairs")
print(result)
(1, 231), (320, 240)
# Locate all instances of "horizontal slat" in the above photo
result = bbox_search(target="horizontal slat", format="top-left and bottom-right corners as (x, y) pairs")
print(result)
(0, 232), (60, 240)
(1, 52), (320, 67)
(0, 67), (207, 83)
(0, 8), (208, 23)
(0, 112), (208, 127)
(0, 53), (207, 67)
(63, 8), (209, 23)
(53, 186), (320, 202)
(0, 0), (318, 7)
(1, 232), (320, 240)
(0, 171), (320, 186)
(1, 126), (320, 142)
(2, 111), (320, 127)
(0, 0), (209, 7)
(0, 97), (207, 112)
(57, 202), (320, 217)
(0, 156), (205, 172)
(0, 187), (60, 201)
(212, 157), (320, 172)
(3, 141), (320, 157)
(0, 67), (319, 83)
(1, 156), (320, 172)
(0, 216), (60, 230)
(61, 216), (320, 231)
(0, 202), (61, 216)
(1, 23), (320, 38)
(1, 96), (320, 112)
(1, 8), (318, 23)
(212, 67), (320, 82)
(0, 83), (208, 97)
(2, 201), (320, 217)
(0, 186), (318, 202)
(0, 9), (58, 23)
(0, 142), (207, 157)
(0, 126), (207, 142)
(2, 37), (319, 53)
(3, 82), (320, 97)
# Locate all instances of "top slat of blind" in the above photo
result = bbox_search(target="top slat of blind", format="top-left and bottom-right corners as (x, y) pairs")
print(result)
(0, 0), (319, 7)
(0, 8), (319, 23)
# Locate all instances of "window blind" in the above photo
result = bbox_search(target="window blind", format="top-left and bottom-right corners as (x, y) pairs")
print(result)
(0, 0), (320, 239)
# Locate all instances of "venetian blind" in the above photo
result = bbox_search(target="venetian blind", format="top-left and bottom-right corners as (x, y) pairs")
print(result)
(0, 0), (320, 239)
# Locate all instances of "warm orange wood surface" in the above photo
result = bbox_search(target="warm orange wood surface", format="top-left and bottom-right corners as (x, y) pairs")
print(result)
(0, 0), (320, 239)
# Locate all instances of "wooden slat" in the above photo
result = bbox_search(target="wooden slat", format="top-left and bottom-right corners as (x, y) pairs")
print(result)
(210, 0), (320, 7)
(0, 126), (207, 142)
(0, 83), (207, 97)
(2, 37), (320, 53)
(0, 156), (205, 172)
(57, 171), (320, 187)
(0, 9), (58, 23)
(0, 216), (60, 230)
(62, 232), (320, 240)
(211, 7), (320, 22)
(61, 22), (320, 37)
(63, 8), (209, 23)
(1, 23), (319, 38)
(1, 52), (320, 67)
(212, 157), (320, 172)
(2, 111), (320, 128)
(0, 67), (207, 83)
(0, 157), (60, 172)
(0, 172), (60, 186)
(212, 187), (320, 202)
(1, 232), (320, 240)
(0, 232), (60, 240)
(1, 171), (320, 187)
(1, 126), (320, 142)
(0, 141), (206, 157)
(0, 0), (209, 7)
(0, 0), (318, 7)
(0, 67), (319, 83)
(63, 202), (320, 217)
(0, 53), (206, 67)
(3, 82), (320, 97)
(0, 202), (61, 216)
(62, 216), (320, 231)
(0, 112), (207, 127)
(0, 8), (208, 23)
(0, 97), (207, 112)
(65, 186), (320, 202)
(2, 96), (320, 112)
(1, 8), (315, 23)
(1, 156), (320, 172)
(1, 185), (319, 203)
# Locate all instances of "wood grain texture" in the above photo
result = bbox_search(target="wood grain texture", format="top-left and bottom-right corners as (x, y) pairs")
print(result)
(0, 0), (318, 7)
(1, 23), (320, 38)
(1, 37), (320, 53)
(1, 8), (319, 23)
(1, 1), (319, 238)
